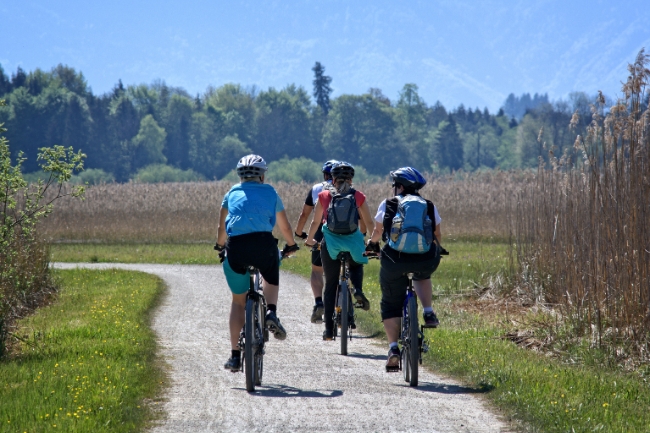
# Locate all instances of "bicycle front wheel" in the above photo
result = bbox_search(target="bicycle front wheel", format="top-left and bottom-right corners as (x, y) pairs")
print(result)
(407, 295), (419, 387)
(340, 282), (349, 356)
(244, 297), (256, 392)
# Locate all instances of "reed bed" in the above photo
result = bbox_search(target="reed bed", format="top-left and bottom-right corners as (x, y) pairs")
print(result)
(40, 172), (526, 243)
(514, 50), (650, 364)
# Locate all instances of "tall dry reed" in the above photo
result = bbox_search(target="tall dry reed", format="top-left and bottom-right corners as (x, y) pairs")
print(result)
(41, 172), (526, 243)
(514, 50), (650, 361)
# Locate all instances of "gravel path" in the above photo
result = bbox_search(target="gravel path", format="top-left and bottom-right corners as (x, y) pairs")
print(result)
(53, 263), (512, 433)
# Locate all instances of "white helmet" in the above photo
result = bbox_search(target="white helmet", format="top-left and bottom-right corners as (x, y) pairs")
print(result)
(236, 154), (268, 178)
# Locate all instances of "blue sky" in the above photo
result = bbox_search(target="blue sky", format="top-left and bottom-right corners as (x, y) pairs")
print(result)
(2, 0), (649, 111)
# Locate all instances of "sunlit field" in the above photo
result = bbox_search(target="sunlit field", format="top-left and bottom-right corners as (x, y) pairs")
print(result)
(41, 172), (527, 243)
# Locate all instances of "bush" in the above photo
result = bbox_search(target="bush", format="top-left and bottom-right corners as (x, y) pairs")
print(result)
(221, 157), (382, 183)
(73, 168), (115, 185)
(134, 164), (204, 183)
(1, 101), (85, 357)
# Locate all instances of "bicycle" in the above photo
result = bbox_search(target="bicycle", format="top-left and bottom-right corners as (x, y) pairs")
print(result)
(332, 251), (358, 356)
(366, 247), (448, 387)
(239, 265), (268, 392)
(219, 244), (298, 392)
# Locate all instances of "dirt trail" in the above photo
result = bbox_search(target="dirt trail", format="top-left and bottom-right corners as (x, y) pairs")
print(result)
(53, 263), (512, 432)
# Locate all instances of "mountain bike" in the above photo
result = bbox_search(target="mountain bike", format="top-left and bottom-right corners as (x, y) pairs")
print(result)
(396, 271), (428, 387)
(365, 250), (448, 387)
(333, 251), (356, 356)
(239, 265), (268, 392)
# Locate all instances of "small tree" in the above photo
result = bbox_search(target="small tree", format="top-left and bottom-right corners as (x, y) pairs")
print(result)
(312, 62), (332, 115)
(0, 98), (85, 357)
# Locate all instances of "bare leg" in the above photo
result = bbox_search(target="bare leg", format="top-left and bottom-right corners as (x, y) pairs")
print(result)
(310, 265), (324, 298)
(229, 293), (247, 350)
(413, 279), (433, 310)
(262, 281), (279, 305)
(383, 317), (401, 345)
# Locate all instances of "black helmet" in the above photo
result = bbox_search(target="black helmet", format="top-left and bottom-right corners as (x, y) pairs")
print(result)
(331, 161), (355, 179)
(322, 160), (338, 174)
(236, 154), (268, 178)
(390, 167), (427, 190)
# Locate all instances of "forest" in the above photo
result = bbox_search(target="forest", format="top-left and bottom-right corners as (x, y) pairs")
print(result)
(0, 62), (602, 183)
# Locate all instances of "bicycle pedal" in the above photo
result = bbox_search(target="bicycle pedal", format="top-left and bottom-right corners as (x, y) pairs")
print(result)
(386, 366), (400, 373)
(422, 343), (429, 353)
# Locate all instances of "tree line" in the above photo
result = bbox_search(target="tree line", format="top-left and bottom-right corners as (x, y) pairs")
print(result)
(0, 63), (599, 183)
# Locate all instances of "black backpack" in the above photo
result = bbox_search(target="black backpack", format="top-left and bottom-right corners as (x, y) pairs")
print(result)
(326, 189), (359, 234)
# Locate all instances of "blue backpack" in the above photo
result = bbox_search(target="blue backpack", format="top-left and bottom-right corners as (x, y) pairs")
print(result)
(388, 195), (433, 253)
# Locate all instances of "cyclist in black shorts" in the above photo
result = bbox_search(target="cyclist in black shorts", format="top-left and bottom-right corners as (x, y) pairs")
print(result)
(294, 160), (338, 323)
(366, 167), (442, 369)
(216, 154), (299, 371)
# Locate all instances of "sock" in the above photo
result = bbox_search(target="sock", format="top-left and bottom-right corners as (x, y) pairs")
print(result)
(423, 307), (434, 314)
(315, 296), (323, 305)
(389, 342), (398, 350)
(231, 349), (241, 359)
(267, 304), (277, 313)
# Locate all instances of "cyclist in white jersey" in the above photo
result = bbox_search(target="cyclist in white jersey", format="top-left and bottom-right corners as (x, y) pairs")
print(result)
(294, 160), (338, 323)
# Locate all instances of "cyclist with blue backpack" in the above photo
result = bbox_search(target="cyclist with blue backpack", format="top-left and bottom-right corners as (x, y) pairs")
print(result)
(304, 161), (374, 340)
(293, 160), (338, 324)
(366, 167), (443, 370)
(215, 154), (299, 372)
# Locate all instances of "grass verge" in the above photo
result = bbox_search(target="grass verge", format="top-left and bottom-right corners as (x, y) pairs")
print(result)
(0, 269), (166, 432)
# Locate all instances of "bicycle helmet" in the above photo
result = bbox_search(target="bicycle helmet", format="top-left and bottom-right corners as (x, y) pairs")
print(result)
(322, 160), (339, 174)
(390, 167), (427, 190)
(236, 154), (268, 178)
(330, 161), (355, 179)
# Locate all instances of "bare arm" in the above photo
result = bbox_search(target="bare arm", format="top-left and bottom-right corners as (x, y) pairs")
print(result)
(276, 210), (297, 246)
(294, 203), (314, 234)
(369, 220), (383, 243)
(306, 200), (324, 245)
(357, 200), (374, 236)
(216, 207), (228, 246)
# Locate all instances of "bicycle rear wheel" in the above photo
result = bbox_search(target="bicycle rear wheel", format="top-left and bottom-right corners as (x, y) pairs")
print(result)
(244, 297), (256, 392)
(402, 319), (410, 383)
(340, 282), (349, 356)
(254, 299), (264, 386)
(407, 295), (419, 387)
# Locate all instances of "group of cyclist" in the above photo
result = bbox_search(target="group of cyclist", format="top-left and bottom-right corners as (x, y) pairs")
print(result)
(216, 154), (443, 372)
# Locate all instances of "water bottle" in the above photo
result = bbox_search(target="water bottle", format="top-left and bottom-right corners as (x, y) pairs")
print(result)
(390, 214), (402, 242)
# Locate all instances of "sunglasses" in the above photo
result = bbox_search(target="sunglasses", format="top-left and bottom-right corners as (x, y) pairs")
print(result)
(335, 177), (351, 183)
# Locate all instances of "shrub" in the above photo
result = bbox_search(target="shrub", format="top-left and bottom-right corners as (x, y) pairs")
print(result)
(134, 164), (204, 183)
(0, 99), (85, 357)
(73, 168), (115, 185)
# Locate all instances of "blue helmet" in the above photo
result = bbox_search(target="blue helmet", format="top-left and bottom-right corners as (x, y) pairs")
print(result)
(331, 161), (355, 179)
(322, 160), (339, 174)
(389, 167), (427, 190)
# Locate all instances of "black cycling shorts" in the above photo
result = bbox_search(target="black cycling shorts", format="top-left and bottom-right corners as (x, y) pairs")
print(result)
(379, 248), (440, 321)
(311, 247), (323, 267)
(226, 232), (280, 286)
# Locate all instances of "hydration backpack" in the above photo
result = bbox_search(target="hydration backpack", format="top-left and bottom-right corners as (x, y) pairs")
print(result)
(388, 195), (433, 253)
(326, 189), (359, 235)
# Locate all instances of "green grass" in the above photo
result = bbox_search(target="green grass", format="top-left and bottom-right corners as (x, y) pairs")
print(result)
(0, 269), (166, 432)
(48, 240), (650, 432)
(51, 243), (219, 264)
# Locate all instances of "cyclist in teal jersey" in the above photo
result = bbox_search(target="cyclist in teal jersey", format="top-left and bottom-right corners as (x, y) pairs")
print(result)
(216, 154), (299, 372)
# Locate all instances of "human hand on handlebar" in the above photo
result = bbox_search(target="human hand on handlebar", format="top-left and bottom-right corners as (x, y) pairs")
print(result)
(365, 240), (380, 253)
(218, 250), (226, 263)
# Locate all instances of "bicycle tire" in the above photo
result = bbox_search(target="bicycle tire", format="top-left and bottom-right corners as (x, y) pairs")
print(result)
(254, 299), (264, 386)
(402, 318), (410, 383)
(340, 281), (349, 356)
(408, 295), (419, 387)
(244, 297), (256, 392)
